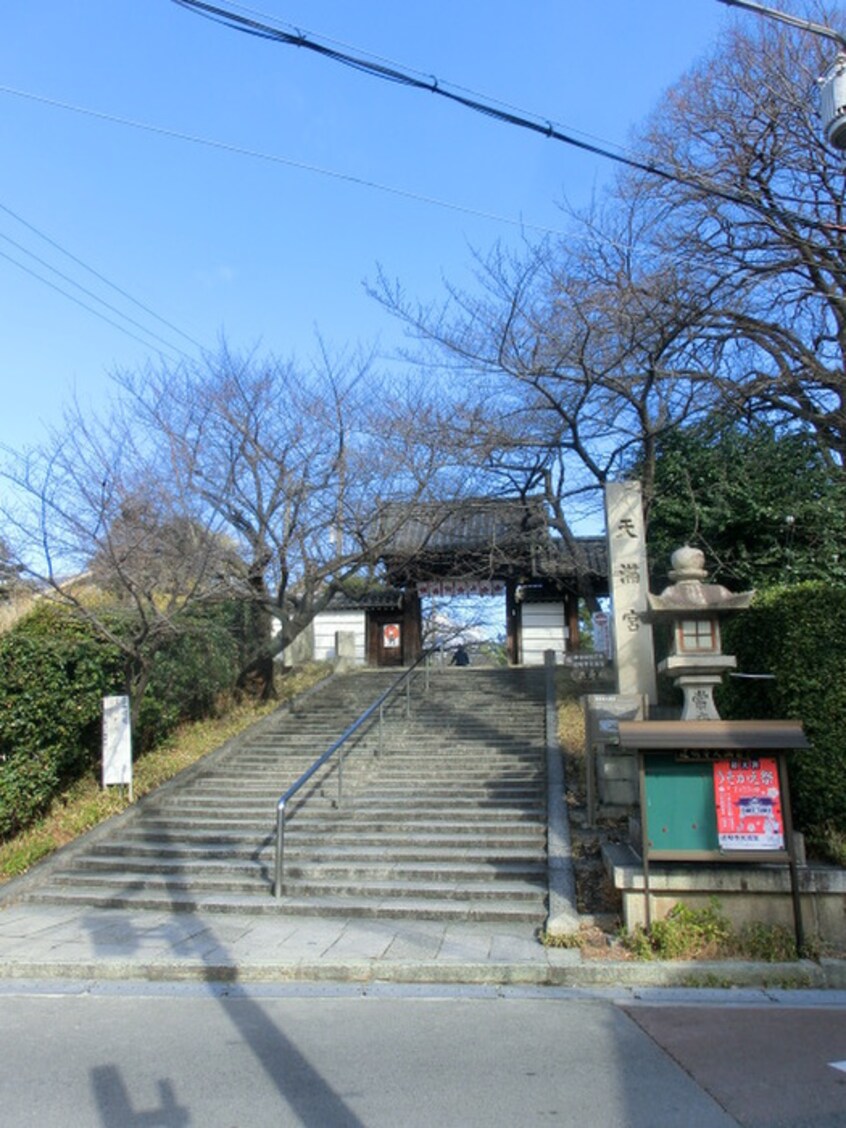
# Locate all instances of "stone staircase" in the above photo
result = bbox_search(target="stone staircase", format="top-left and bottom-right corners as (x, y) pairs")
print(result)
(22, 667), (550, 924)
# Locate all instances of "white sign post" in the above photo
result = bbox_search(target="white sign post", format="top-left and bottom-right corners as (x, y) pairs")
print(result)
(102, 694), (133, 800)
(591, 611), (612, 659)
(604, 481), (657, 704)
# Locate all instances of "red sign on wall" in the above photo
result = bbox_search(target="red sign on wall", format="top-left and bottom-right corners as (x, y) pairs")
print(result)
(382, 623), (401, 649)
(713, 757), (784, 851)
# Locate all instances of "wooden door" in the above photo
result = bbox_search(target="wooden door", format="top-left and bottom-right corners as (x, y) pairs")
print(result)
(370, 614), (404, 666)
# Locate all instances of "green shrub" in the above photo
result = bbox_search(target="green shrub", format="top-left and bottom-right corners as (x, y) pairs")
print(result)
(0, 607), (124, 836)
(720, 584), (846, 836)
(731, 921), (798, 963)
(0, 600), (243, 837)
(623, 899), (732, 960)
(137, 604), (241, 750)
(622, 900), (802, 962)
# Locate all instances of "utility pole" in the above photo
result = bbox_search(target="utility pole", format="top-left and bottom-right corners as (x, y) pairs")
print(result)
(717, 0), (846, 148)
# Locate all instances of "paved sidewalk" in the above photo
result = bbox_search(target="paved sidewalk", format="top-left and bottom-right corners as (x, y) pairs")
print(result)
(0, 903), (575, 984)
(0, 901), (844, 989)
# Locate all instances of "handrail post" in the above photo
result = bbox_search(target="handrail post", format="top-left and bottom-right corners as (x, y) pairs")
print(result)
(274, 798), (287, 898)
(405, 675), (411, 718)
(378, 702), (384, 756)
(338, 747), (344, 806)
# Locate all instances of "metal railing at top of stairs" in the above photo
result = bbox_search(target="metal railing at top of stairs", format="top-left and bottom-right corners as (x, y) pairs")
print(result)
(273, 650), (435, 898)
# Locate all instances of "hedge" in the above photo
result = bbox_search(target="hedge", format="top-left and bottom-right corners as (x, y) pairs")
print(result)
(0, 601), (243, 838)
(0, 608), (124, 836)
(719, 583), (846, 835)
(137, 604), (241, 750)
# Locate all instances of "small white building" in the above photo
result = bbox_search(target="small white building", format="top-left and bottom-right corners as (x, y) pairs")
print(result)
(282, 588), (413, 668)
(519, 598), (569, 666)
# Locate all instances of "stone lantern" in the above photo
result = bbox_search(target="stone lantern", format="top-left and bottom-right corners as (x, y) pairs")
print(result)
(647, 546), (753, 721)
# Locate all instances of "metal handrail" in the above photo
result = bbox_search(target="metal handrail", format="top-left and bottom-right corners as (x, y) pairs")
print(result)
(273, 650), (433, 897)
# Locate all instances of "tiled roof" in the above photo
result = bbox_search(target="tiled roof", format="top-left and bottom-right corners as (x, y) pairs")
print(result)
(328, 587), (405, 611)
(376, 496), (608, 583)
(377, 496), (547, 556)
(535, 536), (608, 578)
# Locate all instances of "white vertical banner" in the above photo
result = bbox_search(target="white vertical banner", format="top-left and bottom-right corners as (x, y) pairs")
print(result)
(604, 481), (657, 703)
(102, 694), (133, 797)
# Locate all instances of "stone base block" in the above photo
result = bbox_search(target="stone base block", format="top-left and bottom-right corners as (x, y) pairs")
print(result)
(596, 748), (638, 809)
(603, 842), (846, 947)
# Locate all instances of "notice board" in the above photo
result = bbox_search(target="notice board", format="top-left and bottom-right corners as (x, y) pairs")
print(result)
(713, 757), (784, 851)
(643, 755), (720, 855)
(102, 694), (132, 792)
(642, 752), (789, 861)
(623, 720), (806, 949)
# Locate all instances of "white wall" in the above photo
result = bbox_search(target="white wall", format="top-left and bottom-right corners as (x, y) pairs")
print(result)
(521, 602), (568, 665)
(313, 609), (367, 664)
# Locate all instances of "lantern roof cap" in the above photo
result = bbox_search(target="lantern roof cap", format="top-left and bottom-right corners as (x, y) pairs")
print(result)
(646, 545), (754, 616)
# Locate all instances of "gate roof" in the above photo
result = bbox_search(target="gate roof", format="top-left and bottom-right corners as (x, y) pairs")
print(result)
(375, 496), (607, 589)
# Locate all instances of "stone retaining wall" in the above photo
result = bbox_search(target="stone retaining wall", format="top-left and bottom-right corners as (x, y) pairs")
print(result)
(604, 842), (846, 946)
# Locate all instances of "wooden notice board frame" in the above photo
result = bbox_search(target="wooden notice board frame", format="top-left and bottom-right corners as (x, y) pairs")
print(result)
(617, 720), (809, 947)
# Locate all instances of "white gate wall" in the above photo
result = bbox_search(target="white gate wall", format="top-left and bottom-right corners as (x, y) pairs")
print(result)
(521, 602), (568, 665)
(313, 609), (367, 663)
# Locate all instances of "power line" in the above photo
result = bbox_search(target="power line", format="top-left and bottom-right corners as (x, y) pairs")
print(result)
(0, 247), (184, 362)
(199, 0), (637, 162)
(170, 0), (845, 233)
(0, 84), (566, 238)
(0, 202), (206, 353)
(0, 226), (196, 360)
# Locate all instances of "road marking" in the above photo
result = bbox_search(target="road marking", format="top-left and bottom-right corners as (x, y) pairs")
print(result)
(828, 1061), (846, 1073)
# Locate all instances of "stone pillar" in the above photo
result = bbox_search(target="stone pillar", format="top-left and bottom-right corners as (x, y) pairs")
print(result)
(335, 630), (356, 671)
(604, 481), (657, 704)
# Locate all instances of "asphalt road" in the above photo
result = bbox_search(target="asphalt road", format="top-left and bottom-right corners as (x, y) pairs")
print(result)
(1, 983), (844, 1127)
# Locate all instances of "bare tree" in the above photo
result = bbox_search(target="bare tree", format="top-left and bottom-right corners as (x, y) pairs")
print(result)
(630, 2), (846, 466)
(2, 339), (477, 707)
(0, 538), (24, 604)
(113, 345), (464, 692)
(374, 189), (721, 529)
(0, 402), (233, 720)
(375, 2), (846, 544)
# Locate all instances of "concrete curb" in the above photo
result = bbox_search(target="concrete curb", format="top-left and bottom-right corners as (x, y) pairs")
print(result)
(0, 953), (842, 989)
(544, 656), (581, 934)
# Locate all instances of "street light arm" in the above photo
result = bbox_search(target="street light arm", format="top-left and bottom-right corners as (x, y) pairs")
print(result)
(717, 0), (846, 51)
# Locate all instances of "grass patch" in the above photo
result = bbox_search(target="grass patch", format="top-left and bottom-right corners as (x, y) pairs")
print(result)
(557, 695), (586, 758)
(541, 929), (587, 949)
(620, 898), (804, 962)
(0, 662), (331, 883)
(623, 900), (733, 961)
(557, 692), (587, 806)
(541, 924), (619, 959)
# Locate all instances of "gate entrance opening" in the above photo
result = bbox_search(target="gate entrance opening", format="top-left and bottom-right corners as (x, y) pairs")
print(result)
(373, 496), (608, 667)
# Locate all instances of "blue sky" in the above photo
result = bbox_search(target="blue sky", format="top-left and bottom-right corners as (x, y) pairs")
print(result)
(1, 1), (736, 456)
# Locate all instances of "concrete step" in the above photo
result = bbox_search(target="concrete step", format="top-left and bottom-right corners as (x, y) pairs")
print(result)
(68, 855), (546, 884)
(99, 826), (545, 850)
(84, 840), (545, 864)
(108, 809), (545, 831)
(22, 887), (543, 922)
(41, 868), (545, 903)
(177, 782), (544, 801)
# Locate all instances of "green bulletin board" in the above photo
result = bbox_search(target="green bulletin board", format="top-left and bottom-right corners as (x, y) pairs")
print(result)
(644, 755), (719, 854)
(623, 720), (804, 946)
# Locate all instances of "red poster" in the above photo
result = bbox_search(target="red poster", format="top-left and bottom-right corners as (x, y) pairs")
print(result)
(713, 757), (784, 851)
(382, 623), (401, 649)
